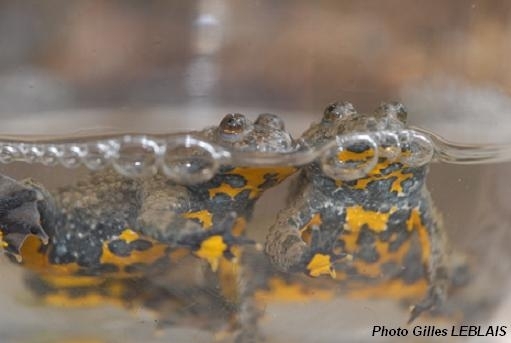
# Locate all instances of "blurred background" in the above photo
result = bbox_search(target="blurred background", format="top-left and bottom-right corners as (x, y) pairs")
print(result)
(0, 1), (511, 342)
(0, 0), (510, 139)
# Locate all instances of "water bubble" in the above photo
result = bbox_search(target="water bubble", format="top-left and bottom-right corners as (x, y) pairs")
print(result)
(58, 144), (86, 168)
(398, 130), (435, 167)
(321, 133), (378, 181)
(112, 136), (161, 178)
(38, 145), (62, 166)
(162, 136), (220, 184)
(374, 131), (400, 161)
(18, 144), (44, 163)
(0, 144), (21, 164)
(81, 140), (117, 171)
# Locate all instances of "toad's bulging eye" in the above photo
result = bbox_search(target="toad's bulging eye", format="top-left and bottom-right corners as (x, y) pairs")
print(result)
(255, 113), (285, 131)
(323, 101), (357, 122)
(219, 113), (247, 138)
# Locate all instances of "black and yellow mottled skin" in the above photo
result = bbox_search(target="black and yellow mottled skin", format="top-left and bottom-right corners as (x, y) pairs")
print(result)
(0, 113), (297, 339)
(0, 105), (467, 341)
(265, 102), (454, 322)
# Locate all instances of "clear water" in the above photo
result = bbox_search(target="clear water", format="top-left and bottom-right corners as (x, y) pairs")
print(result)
(0, 109), (511, 343)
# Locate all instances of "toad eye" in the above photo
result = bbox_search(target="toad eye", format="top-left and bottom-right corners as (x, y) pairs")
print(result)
(218, 113), (247, 139)
(254, 113), (285, 131)
(323, 101), (357, 122)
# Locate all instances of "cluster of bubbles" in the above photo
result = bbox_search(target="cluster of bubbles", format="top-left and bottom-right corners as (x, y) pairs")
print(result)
(320, 130), (434, 181)
(0, 129), (434, 184)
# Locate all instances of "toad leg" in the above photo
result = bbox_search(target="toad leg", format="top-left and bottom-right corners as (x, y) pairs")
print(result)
(136, 180), (252, 271)
(265, 186), (341, 278)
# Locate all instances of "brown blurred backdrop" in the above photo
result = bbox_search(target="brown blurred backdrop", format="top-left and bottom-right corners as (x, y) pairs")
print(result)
(0, 0), (510, 115)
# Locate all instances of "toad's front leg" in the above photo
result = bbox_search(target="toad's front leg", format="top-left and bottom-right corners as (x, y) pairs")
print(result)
(136, 179), (252, 271)
(265, 188), (343, 279)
